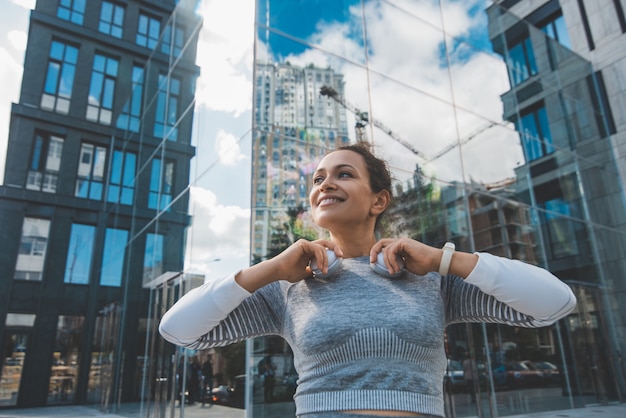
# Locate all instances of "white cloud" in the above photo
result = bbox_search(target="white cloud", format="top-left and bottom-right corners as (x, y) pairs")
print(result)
(215, 128), (246, 166)
(0, 46), (24, 184)
(10, 0), (36, 9)
(185, 186), (250, 277)
(278, 0), (518, 185)
(7, 30), (27, 52)
(195, 0), (255, 116)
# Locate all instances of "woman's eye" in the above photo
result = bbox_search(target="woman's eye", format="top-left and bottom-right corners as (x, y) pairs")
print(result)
(313, 176), (324, 184)
(338, 171), (351, 178)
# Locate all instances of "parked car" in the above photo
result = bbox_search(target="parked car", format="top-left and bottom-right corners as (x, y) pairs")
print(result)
(208, 384), (230, 405)
(526, 361), (562, 386)
(208, 374), (246, 408)
(504, 361), (544, 388)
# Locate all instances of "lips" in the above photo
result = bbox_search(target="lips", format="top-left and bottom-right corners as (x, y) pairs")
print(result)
(317, 197), (344, 207)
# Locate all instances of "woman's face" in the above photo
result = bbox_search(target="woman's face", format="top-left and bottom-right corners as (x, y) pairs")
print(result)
(309, 150), (384, 231)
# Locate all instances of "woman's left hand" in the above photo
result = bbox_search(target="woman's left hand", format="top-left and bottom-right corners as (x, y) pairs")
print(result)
(370, 237), (440, 276)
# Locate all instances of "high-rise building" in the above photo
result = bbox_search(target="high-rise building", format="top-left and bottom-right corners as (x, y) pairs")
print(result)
(0, 0), (200, 408)
(488, 0), (626, 401)
(251, 62), (350, 262)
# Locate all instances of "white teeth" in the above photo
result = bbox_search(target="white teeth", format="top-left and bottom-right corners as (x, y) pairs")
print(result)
(320, 198), (340, 205)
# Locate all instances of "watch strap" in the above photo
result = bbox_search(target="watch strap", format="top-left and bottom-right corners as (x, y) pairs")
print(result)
(439, 242), (455, 276)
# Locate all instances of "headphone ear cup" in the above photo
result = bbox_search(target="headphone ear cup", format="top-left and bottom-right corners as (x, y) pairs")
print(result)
(310, 249), (343, 279)
(371, 252), (405, 278)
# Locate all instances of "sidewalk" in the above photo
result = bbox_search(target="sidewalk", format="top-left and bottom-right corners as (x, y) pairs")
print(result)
(0, 402), (624, 418)
(0, 402), (245, 418)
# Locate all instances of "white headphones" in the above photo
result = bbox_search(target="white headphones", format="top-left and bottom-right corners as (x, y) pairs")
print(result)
(310, 249), (405, 279)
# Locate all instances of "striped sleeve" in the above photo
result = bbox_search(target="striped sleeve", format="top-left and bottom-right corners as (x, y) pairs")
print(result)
(442, 252), (577, 327)
(191, 281), (286, 350)
(442, 274), (537, 327)
(159, 273), (286, 350)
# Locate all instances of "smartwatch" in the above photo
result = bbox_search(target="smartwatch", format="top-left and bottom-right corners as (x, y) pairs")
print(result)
(438, 242), (455, 276)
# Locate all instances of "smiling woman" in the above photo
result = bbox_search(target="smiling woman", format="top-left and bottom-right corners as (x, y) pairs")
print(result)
(160, 141), (576, 418)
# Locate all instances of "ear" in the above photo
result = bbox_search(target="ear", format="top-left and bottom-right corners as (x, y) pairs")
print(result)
(370, 189), (391, 216)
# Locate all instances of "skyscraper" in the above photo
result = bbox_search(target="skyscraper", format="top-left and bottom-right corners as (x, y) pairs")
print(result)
(487, 0), (626, 402)
(251, 62), (350, 262)
(0, 0), (200, 408)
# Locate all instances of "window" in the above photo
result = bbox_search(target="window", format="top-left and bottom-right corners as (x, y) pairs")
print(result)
(542, 198), (580, 258)
(27, 133), (64, 193)
(100, 228), (128, 286)
(148, 158), (173, 211)
(49, 316), (84, 404)
(540, 14), (571, 48)
(86, 54), (118, 125)
(64, 224), (95, 284)
(154, 75), (180, 141)
(41, 40), (78, 114)
(136, 13), (160, 49)
(57, 0), (85, 25)
(161, 23), (184, 57)
(116, 66), (144, 133)
(107, 150), (136, 205)
(75, 143), (107, 200)
(99, 1), (124, 38)
(506, 36), (537, 86)
(517, 105), (554, 162)
(14, 218), (50, 281)
(143, 233), (164, 282)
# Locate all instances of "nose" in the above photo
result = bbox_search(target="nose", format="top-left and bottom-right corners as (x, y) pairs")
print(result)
(318, 176), (336, 191)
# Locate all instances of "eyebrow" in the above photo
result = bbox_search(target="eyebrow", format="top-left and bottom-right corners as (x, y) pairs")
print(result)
(313, 163), (356, 176)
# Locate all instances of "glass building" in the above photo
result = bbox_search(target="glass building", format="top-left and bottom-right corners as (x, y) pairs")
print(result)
(243, 0), (626, 417)
(0, 0), (202, 411)
(1, 0), (626, 417)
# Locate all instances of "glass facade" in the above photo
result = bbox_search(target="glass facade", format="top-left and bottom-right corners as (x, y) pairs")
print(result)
(1, 0), (626, 416)
(240, 0), (626, 417)
(0, 0), (201, 410)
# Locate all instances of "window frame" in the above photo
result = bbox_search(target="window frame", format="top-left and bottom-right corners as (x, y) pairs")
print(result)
(57, 0), (86, 25)
(64, 223), (96, 285)
(75, 142), (108, 201)
(153, 74), (180, 141)
(86, 53), (119, 125)
(99, 1), (125, 38)
(136, 13), (161, 49)
(14, 217), (51, 281)
(116, 66), (144, 133)
(41, 40), (78, 114)
(148, 158), (174, 211)
(26, 133), (64, 193)
(106, 149), (137, 205)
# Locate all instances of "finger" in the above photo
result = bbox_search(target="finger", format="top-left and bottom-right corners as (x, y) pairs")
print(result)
(370, 238), (389, 262)
(308, 244), (328, 274)
(383, 246), (394, 274)
(313, 239), (343, 258)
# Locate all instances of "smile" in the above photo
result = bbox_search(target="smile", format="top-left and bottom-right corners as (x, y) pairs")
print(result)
(318, 198), (343, 206)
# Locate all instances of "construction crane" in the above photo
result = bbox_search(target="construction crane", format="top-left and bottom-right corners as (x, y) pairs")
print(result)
(320, 85), (428, 161)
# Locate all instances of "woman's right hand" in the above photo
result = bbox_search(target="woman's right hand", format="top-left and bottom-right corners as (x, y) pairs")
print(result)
(235, 239), (343, 291)
(270, 239), (343, 283)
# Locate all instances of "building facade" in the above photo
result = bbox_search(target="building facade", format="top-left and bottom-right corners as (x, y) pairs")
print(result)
(243, 0), (626, 417)
(0, 0), (200, 409)
(488, 0), (626, 403)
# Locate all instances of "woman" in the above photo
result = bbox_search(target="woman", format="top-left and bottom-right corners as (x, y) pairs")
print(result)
(159, 142), (576, 417)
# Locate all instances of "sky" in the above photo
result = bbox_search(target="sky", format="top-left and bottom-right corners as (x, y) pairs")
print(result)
(0, 0), (522, 281)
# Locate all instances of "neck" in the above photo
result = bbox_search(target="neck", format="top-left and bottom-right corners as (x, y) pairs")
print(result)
(329, 230), (377, 258)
